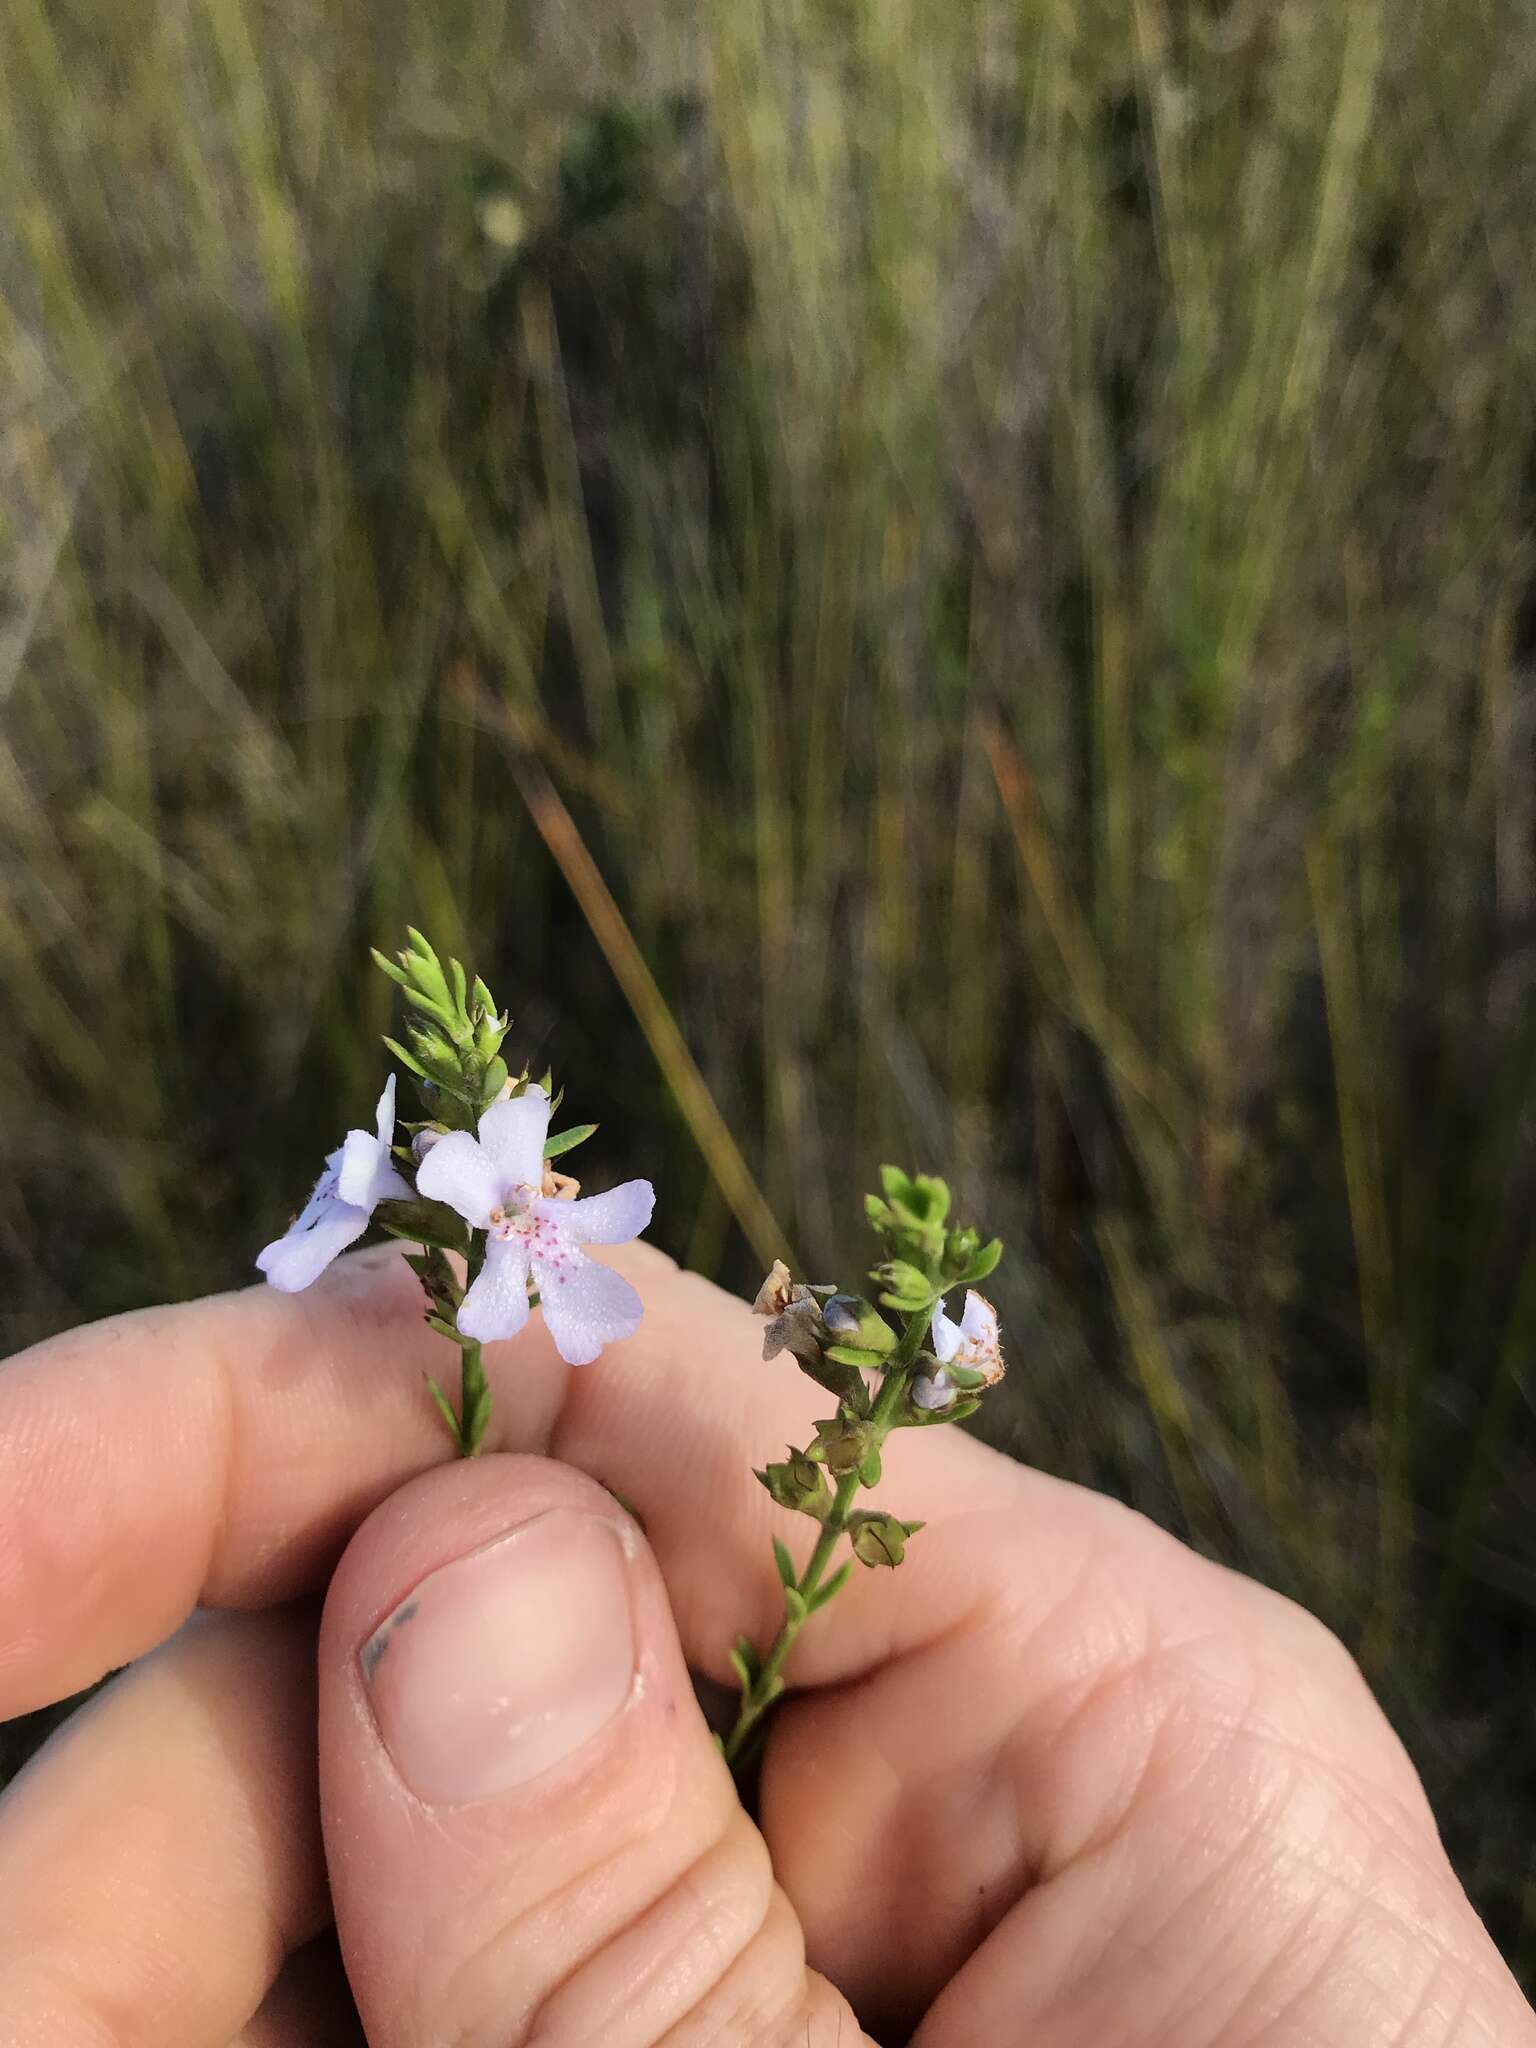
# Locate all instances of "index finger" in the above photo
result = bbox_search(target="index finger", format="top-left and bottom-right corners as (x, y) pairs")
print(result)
(0, 1248), (558, 1717)
(0, 1242), (1038, 1719)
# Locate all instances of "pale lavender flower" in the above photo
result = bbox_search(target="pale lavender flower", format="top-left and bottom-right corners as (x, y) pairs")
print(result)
(257, 1075), (413, 1293)
(416, 1084), (654, 1364)
(929, 1289), (1004, 1388)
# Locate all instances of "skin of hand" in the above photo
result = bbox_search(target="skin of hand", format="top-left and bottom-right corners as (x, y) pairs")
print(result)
(0, 1243), (1532, 2048)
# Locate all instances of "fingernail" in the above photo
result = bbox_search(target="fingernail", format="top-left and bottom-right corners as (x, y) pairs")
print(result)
(360, 1509), (636, 1804)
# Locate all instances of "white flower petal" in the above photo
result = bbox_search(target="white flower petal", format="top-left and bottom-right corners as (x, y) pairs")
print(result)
(257, 1196), (368, 1292)
(373, 1157), (414, 1207)
(336, 1127), (379, 1209)
(337, 1127), (413, 1211)
(534, 1249), (643, 1366)
(541, 1178), (654, 1246)
(930, 1299), (962, 1364)
(457, 1236), (532, 1344)
(960, 1291), (999, 1350)
(477, 1087), (551, 1191)
(416, 1130), (501, 1226)
(373, 1073), (399, 1151)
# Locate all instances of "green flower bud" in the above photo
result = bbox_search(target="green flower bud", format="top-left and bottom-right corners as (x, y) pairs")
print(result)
(848, 1511), (924, 1569)
(820, 1294), (897, 1356)
(754, 1450), (831, 1520)
(943, 1225), (980, 1272)
(810, 1415), (875, 1475)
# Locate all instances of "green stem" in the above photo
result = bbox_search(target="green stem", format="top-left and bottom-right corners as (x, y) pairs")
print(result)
(459, 1340), (489, 1456)
(722, 1301), (935, 1769)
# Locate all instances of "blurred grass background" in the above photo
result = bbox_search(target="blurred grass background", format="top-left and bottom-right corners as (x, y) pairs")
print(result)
(3, 0), (1535, 1984)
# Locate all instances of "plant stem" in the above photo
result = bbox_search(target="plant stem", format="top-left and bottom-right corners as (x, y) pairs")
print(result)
(459, 1339), (489, 1456)
(722, 1301), (935, 1769)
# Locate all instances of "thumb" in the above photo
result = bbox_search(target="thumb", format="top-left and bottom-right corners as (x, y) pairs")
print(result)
(318, 1454), (869, 2048)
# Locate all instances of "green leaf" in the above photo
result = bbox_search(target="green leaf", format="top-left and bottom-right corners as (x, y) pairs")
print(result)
(383, 1034), (430, 1080)
(772, 1536), (797, 1588)
(858, 1445), (883, 1487)
(423, 1375), (463, 1449)
(405, 931), (455, 1010)
(544, 1122), (598, 1161)
(371, 947), (412, 989)
(879, 1165), (915, 1205)
(782, 1585), (808, 1625)
(959, 1237), (1003, 1286)
(729, 1634), (761, 1691)
(449, 956), (468, 1018)
(911, 1174), (951, 1225)
(807, 1561), (853, 1612)
(402, 981), (451, 1025)
(823, 1342), (884, 1369)
(373, 1197), (471, 1253)
(865, 1193), (894, 1228)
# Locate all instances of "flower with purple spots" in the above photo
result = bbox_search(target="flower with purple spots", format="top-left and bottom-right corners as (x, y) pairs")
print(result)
(416, 1084), (654, 1364)
(257, 1075), (413, 1293)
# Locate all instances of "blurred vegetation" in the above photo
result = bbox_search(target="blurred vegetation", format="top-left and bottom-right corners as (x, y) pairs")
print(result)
(3, 0), (1535, 1982)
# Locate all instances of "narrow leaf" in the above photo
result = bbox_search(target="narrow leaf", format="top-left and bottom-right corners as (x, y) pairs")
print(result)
(423, 1375), (463, 1449)
(960, 1237), (1004, 1285)
(370, 948), (412, 989)
(544, 1122), (598, 1161)
(823, 1342), (883, 1369)
(808, 1561), (853, 1612)
(382, 1035), (429, 1080)
(772, 1537), (797, 1589)
(732, 1633), (761, 1685)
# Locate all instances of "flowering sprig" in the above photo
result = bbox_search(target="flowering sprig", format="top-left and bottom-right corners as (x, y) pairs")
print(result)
(723, 1168), (1002, 1770)
(256, 929), (655, 1455)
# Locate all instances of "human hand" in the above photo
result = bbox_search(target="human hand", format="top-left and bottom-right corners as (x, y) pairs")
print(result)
(2, 1244), (1532, 2045)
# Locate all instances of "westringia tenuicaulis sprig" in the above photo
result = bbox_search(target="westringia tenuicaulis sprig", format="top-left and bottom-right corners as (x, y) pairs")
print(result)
(722, 1169), (1003, 1772)
(255, 928), (655, 1455)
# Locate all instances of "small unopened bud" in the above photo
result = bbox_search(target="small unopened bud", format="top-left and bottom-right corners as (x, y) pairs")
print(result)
(910, 1368), (956, 1413)
(755, 1450), (831, 1520)
(411, 1128), (444, 1164)
(811, 1415), (874, 1475)
(821, 1294), (897, 1356)
(944, 1224), (980, 1267)
(848, 1511), (923, 1569)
